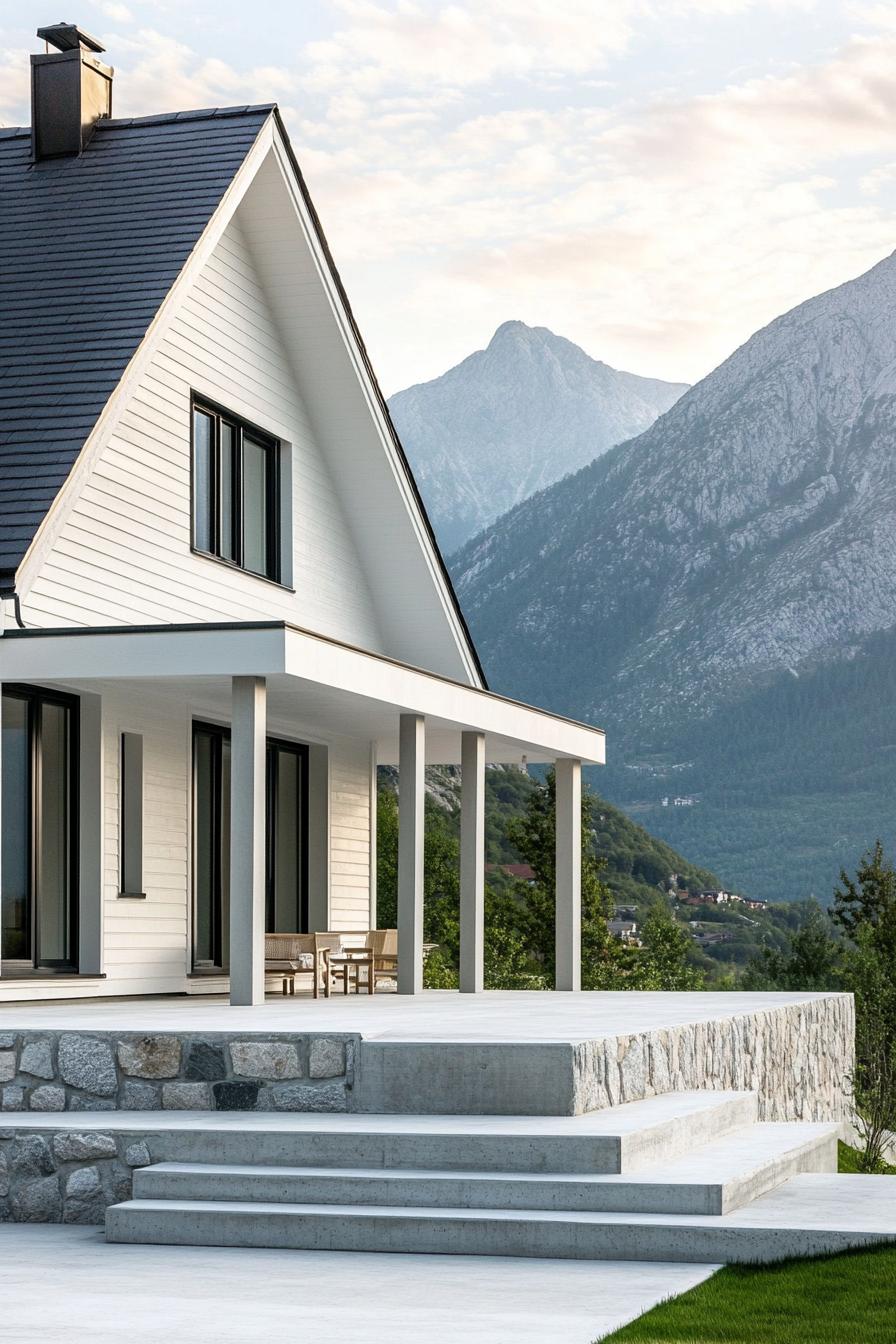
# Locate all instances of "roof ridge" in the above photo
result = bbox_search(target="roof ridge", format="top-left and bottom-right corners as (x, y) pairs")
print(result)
(104, 104), (276, 128)
(0, 104), (275, 139)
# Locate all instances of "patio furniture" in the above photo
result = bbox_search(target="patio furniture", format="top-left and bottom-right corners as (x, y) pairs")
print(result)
(367, 928), (398, 991)
(314, 932), (375, 997)
(264, 933), (322, 998)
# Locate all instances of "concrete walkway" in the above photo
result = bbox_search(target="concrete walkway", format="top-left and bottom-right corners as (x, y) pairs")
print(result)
(0, 1224), (716, 1344)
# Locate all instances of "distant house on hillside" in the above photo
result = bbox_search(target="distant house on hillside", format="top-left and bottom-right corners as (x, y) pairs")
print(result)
(608, 919), (640, 944)
(487, 864), (538, 885)
(694, 889), (736, 905)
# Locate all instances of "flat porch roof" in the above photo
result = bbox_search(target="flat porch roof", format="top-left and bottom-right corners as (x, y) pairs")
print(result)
(0, 620), (605, 765)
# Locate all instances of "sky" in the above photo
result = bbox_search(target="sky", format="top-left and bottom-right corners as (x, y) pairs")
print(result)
(4, 2), (896, 394)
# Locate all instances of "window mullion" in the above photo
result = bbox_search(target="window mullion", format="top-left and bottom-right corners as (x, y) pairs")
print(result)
(235, 426), (244, 570)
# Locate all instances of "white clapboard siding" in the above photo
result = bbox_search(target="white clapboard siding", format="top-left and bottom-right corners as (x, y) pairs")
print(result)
(328, 739), (374, 931)
(12, 685), (371, 1001)
(22, 214), (385, 653)
(96, 685), (191, 996)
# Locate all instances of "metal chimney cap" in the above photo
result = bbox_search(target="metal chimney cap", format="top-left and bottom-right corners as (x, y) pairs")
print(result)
(36, 22), (105, 54)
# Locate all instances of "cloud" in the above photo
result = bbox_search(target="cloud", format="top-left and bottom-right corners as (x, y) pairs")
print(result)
(97, 2), (135, 20)
(110, 29), (296, 117)
(3, 1), (895, 395)
(0, 47), (30, 123)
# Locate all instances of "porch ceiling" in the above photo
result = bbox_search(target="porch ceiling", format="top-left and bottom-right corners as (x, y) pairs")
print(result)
(0, 621), (605, 765)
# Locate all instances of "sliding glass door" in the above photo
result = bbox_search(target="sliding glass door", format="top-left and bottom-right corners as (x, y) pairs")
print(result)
(192, 723), (308, 971)
(1, 686), (78, 971)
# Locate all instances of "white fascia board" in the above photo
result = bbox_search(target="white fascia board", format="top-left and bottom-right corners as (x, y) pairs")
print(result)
(0, 624), (287, 682)
(266, 125), (483, 690)
(15, 116), (277, 600)
(282, 627), (605, 762)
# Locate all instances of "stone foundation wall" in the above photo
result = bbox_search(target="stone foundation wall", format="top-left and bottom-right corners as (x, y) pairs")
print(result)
(0, 1030), (357, 1113)
(571, 995), (855, 1121)
(0, 1128), (146, 1224)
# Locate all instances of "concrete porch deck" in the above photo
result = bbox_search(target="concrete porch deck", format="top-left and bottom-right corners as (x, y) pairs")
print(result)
(0, 990), (853, 1120)
(0, 988), (844, 1042)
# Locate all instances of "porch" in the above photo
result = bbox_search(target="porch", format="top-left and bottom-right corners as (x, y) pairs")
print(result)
(0, 619), (604, 1005)
(0, 988), (853, 1120)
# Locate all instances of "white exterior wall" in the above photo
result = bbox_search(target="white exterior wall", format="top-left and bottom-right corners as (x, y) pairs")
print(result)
(329, 739), (376, 931)
(0, 684), (373, 1001)
(0, 213), (383, 999)
(19, 216), (384, 651)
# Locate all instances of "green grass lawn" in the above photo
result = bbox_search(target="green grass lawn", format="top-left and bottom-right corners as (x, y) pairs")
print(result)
(597, 1143), (895, 1343)
(597, 1245), (896, 1343)
(837, 1140), (896, 1175)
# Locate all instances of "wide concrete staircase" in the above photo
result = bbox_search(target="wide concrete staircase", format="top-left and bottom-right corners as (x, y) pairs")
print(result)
(104, 1090), (895, 1262)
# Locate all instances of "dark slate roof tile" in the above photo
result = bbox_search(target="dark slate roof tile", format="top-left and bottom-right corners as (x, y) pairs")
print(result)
(0, 105), (272, 581)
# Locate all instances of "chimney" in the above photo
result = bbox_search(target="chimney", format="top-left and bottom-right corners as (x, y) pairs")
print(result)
(31, 22), (113, 160)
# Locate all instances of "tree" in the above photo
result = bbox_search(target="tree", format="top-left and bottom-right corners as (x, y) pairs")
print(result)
(742, 901), (842, 992)
(833, 840), (896, 949)
(506, 768), (616, 984)
(637, 905), (704, 990)
(832, 845), (896, 1172)
(846, 924), (896, 1172)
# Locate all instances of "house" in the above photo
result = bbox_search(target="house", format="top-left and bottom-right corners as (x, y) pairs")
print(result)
(693, 889), (736, 905)
(0, 25), (604, 1007)
(607, 918), (639, 943)
(486, 864), (537, 885)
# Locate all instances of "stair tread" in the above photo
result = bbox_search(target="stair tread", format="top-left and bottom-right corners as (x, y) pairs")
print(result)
(142, 1122), (836, 1187)
(110, 1174), (896, 1232)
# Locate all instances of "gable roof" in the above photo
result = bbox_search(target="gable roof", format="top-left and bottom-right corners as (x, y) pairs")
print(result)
(0, 103), (485, 686)
(0, 106), (272, 583)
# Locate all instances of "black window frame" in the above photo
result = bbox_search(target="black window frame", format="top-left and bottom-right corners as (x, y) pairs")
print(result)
(191, 721), (309, 973)
(119, 732), (145, 899)
(0, 683), (79, 975)
(190, 396), (281, 584)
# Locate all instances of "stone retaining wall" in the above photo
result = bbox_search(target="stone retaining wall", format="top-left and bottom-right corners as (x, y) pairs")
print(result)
(0, 1128), (145, 1223)
(0, 1030), (357, 1113)
(571, 995), (855, 1121)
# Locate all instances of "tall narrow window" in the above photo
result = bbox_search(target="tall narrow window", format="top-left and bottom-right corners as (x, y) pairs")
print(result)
(1, 686), (78, 972)
(191, 399), (279, 581)
(120, 733), (144, 898)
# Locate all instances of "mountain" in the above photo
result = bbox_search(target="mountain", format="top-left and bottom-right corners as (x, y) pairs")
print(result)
(450, 250), (896, 904)
(388, 321), (688, 553)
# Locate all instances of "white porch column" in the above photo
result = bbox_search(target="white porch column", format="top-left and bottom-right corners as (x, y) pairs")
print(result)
(459, 730), (485, 993)
(230, 676), (266, 1006)
(397, 713), (425, 995)
(555, 757), (582, 992)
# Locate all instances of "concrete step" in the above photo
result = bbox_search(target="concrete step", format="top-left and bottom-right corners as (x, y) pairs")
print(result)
(11, 1090), (757, 1174)
(105, 1174), (896, 1264)
(133, 1123), (838, 1216)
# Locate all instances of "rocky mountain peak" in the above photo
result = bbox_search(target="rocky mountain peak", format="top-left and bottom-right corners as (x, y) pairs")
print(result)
(389, 323), (688, 553)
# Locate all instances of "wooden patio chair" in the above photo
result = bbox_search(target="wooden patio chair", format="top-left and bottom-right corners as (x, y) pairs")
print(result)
(366, 928), (398, 992)
(264, 933), (322, 998)
(314, 932), (346, 998)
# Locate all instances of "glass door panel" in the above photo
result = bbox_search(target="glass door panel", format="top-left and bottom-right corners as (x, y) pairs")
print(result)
(38, 701), (71, 964)
(1, 688), (76, 971)
(192, 726), (308, 971)
(192, 725), (230, 971)
(1, 695), (30, 962)
(267, 742), (307, 933)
